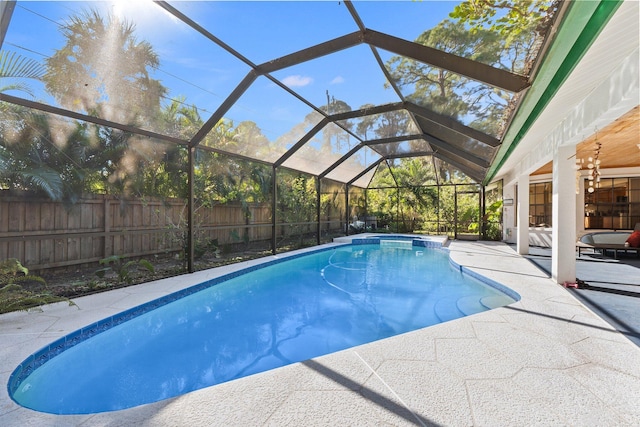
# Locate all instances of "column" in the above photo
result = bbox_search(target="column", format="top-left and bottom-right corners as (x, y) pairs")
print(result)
(517, 174), (530, 255)
(551, 144), (577, 284)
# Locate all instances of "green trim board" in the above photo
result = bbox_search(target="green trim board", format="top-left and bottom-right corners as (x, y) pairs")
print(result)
(484, 0), (623, 185)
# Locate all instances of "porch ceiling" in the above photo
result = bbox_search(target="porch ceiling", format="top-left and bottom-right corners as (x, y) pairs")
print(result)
(532, 106), (640, 175)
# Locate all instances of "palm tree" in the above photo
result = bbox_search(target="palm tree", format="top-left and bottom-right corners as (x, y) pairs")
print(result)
(0, 109), (65, 200)
(0, 52), (64, 199)
(0, 50), (45, 97)
(43, 9), (166, 126)
(8, 8), (173, 201)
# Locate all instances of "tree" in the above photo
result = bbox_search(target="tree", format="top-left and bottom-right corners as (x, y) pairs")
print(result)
(354, 104), (377, 139)
(449, 1), (559, 136)
(159, 96), (203, 140)
(365, 162), (398, 230)
(386, 0), (558, 139)
(0, 52), (62, 197)
(0, 109), (88, 201)
(0, 50), (46, 98)
(232, 120), (272, 159)
(387, 19), (506, 130)
(3, 10), (181, 203)
(276, 169), (317, 248)
(367, 158), (439, 232)
(450, 0), (558, 41)
(15, 8), (182, 201)
(43, 9), (167, 126)
(373, 110), (413, 140)
(319, 97), (352, 153)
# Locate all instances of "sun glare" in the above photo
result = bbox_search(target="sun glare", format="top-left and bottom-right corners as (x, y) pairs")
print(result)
(109, 0), (181, 34)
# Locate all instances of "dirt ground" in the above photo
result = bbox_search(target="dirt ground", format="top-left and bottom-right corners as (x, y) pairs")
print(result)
(2, 236), (323, 313)
(40, 250), (271, 300)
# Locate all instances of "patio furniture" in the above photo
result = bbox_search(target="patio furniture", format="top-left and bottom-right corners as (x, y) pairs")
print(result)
(577, 224), (640, 259)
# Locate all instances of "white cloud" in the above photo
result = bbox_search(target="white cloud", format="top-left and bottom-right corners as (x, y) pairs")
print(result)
(330, 76), (345, 84)
(282, 75), (313, 87)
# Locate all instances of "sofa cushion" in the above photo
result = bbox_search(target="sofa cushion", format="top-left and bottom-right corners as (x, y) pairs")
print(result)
(580, 232), (632, 245)
(626, 231), (640, 248)
(592, 232), (630, 245)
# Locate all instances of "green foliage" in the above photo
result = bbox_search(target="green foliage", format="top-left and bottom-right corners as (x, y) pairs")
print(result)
(278, 172), (317, 224)
(43, 9), (166, 122)
(450, 0), (555, 39)
(385, 1), (556, 141)
(0, 108), (66, 200)
(0, 51), (46, 80)
(368, 159), (441, 232)
(0, 97), (200, 204)
(465, 199), (503, 239)
(0, 8), (184, 203)
(0, 258), (47, 291)
(193, 147), (272, 208)
(0, 50), (46, 97)
(276, 171), (317, 248)
(95, 255), (155, 284)
(0, 258), (29, 277)
(386, 19), (508, 137)
(195, 238), (221, 259)
(483, 199), (504, 240)
(0, 258), (75, 314)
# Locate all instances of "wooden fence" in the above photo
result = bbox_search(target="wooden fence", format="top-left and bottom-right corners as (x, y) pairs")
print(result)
(0, 192), (272, 272)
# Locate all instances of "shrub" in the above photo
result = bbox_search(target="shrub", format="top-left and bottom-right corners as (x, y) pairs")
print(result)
(0, 258), (75, 313)
(95, 256), (155, 284)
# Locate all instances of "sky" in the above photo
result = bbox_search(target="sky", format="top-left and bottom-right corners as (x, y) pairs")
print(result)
(3, 1), (460, 137)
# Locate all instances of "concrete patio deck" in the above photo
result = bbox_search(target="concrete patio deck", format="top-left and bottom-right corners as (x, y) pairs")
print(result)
(1, 241), (639, 426)
(524, 245), (640, 347)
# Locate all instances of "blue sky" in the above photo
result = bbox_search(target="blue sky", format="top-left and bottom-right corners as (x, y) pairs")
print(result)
(4, 1), (460, 141)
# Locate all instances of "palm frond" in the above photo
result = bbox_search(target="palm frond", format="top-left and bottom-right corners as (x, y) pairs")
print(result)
(0, 80), (35, 97)
(22, 168), (64, 201)
(0, 50), (45, 80)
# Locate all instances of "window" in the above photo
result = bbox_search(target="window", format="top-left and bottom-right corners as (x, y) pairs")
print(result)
(529, 182), (552, 227)
(584, 177), (640, 230)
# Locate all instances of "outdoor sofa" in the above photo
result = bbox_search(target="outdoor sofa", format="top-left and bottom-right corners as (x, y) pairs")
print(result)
(576, 223), (640, 259)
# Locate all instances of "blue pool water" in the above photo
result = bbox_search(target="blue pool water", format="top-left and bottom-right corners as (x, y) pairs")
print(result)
(9, 243), (518, 414)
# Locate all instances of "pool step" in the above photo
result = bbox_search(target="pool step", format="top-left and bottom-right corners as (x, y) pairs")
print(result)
(480, 295), (514, 310)
(434, 295), (497, 323)
(456, 295), (489, 316)
(380, 240), (413, 249)
(433, 297), (465, 322)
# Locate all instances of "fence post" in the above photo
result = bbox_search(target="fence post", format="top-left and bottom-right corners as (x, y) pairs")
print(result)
(187, 147), (195, 273)
(316, 177), (321, 245)
(271, 166), (277, 255)
(104, 197), (111, 259)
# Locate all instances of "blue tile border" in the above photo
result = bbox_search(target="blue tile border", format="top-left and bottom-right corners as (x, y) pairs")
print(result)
(351, 237), (442, 249)
(448, 257), (521, 302)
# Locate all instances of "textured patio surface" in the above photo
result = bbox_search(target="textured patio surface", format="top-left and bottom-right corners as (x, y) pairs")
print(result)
(1, 241), (639, 426)
(525, 245), (640, 347)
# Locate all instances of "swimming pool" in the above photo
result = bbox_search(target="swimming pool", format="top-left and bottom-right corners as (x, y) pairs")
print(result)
(9, 242), (518, 414)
